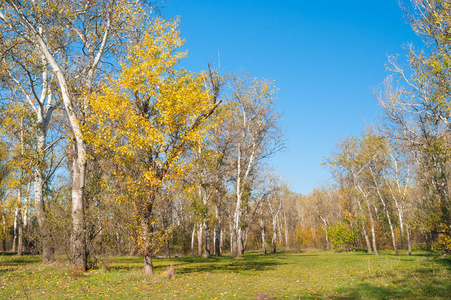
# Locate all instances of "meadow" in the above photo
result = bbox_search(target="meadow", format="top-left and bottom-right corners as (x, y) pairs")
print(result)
(0, 250), (450, 299)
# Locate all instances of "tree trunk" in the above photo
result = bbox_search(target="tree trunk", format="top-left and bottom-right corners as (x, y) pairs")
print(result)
(271, 218), (277, 254)
(141, 206), (154, 277)
(392, 194), (405, 250)
(231, 220), (238, 257)
(197, 223), (203, 256)
(13, 207), (18, 253)
(406, 223), (412, 255)
(34, 118), (55, 261)
(241, 227), (248, 255)
(260, 217), (267, 255)
(231, 148), (242, 258)
(361, 190), (378, 256)
(356, 198), (372, 253)
(232, 136), (254, 257)
(220, 227), (224, 253)
(373, 180), (398, 255)
(324, 227), (330, 250)
(214, 225), (221, 256)
(191, 225), (196, 254)
(35, 156), (54, 261)
(380, 202), (397, 254)
(321, 217), (329, 250)
(31, 29), (89, 270)
(362, 224), (372, 254)
(369, 211), (378, 256)
(284, 214), (289, 247)
(277, 217), (283, 245)
(1, 212), (6, 251)
(385, 208), (398, 254)
(214, 203), (221, 256)
(355, 179), (378, 256)
(144, 254), (153, 276)
(397, 208), (405, 249)
(204, 222), (211, 258)
(71, 142), (87, 271)
(237, 227), (243, 255)
(312, 225), (318, 248)
(230, 219), (235, 256)
(22, 208), (27, 253)
(425, 231), (432, 250)
(116, 232), (122, 255)
(17, 207), (23, 256)
(232, 204), (241, 257)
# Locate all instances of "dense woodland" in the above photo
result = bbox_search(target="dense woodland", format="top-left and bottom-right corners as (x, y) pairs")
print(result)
(0, 0), (451, 277)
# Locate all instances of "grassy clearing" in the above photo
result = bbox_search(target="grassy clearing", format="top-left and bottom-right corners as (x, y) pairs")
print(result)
(0, 249), (450, 299)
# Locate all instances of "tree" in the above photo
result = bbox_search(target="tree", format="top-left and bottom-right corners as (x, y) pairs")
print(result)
(227, 73), (283, 257)
(311, 187), (341, 250)
(362, 131), (399, 254)
(1, 102), (36, 256)
(382, 147), (414, 254)
(86, 18), (221, 276)
(0, 136), (9, 251)
(326, 135), (377, 255)
(184, 93), (228, 258)
(0, 0), (157, 270)
(0, 41), (62, 261)
(267, 183), (285, 254)
(378, 0), (451, 247)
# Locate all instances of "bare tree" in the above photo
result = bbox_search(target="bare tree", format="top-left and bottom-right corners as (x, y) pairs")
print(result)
(226, 73), (283, 257)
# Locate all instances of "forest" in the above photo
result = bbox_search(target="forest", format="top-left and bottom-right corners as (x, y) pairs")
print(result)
(0, 1), (450, 295)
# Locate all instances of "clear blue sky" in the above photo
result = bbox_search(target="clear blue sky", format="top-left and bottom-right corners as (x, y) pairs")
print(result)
(163, 0), (421, 195)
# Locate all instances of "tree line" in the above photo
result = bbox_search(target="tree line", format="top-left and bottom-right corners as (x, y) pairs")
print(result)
(0, 0), (450, 276)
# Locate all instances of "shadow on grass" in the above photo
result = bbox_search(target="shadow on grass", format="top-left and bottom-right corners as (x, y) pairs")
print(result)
(0, 254), (40, 267)
(107, 251), (291, 274)
(435, 256), (451, 268)
(173, 253), (287, 274)
(329, 258), (451, 300)
(331, 281), (451, 300)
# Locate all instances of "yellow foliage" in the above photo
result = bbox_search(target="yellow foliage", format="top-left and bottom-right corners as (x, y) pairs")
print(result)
(1, 103), (35, 209)
(84, 18), (218, 256)
(435, 224), (451, 251)
(86, 17), (215, 188)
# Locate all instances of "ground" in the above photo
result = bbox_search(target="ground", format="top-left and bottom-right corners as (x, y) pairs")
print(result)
(0, 249), (450, 299)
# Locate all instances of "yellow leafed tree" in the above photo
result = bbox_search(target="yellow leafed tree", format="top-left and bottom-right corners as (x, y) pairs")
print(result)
(85, 18), (221, 275)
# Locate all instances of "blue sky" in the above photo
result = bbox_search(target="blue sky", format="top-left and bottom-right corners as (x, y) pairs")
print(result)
(163, 0), (422, 195)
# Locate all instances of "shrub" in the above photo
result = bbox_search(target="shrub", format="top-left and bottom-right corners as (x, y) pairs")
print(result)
(329, 222), (359, 252)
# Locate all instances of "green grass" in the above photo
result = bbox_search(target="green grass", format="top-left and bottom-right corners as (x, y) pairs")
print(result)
(1, 249), (450, 299)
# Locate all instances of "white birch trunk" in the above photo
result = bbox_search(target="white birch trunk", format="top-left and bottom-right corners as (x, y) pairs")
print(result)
(356, 197), (372, 253)
(231, 144), (242, 257)
(406, 223), (412, 255)
(197, 223), (203, 256)
(320, 217), (329, 250)
(12, 207), (18, 253)
(284, 213), (288, 247)
(191, 225), (196, 254)
(355, 183), (378, 256)
(214, 204), (221, 256)
(260, 216), (267, 254)
(35, 121), (54, 261)
(271, 216), (277, 253)
(371, 167), (398, 254)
